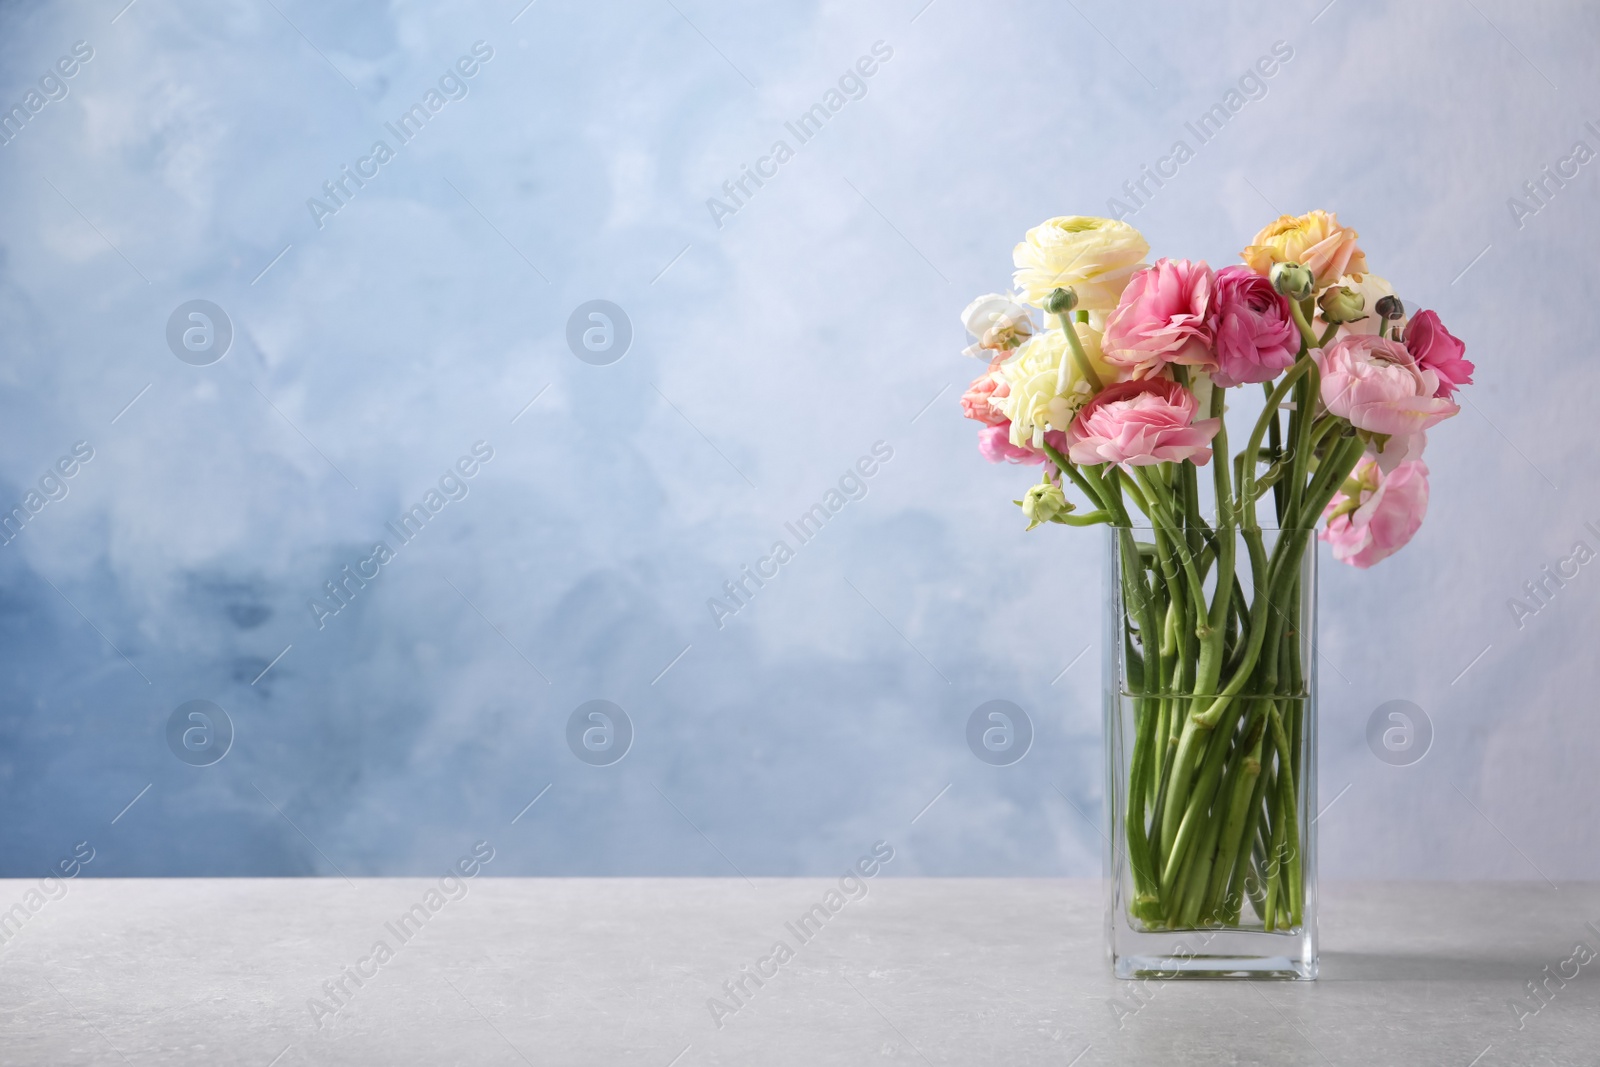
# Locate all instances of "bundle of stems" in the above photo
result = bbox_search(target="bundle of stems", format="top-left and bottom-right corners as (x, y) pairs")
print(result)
(1040, 300), (1364, 930)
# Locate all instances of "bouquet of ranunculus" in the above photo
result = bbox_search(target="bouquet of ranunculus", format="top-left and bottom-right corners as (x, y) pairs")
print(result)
(960, 212), (1471, 935)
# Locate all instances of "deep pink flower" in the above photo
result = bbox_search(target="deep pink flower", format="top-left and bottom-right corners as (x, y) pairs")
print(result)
(1102, 259), (1215, 379)
(978, 421), (1045, 464)
(1206, 265), (1299, 387)
(961, 365), (1008, 426)
(1315, 335), (1459, 447)
(1319, 457), (1429, 568)
(1404, 310), (1473, 398)
(1065, 378), (1220, 467)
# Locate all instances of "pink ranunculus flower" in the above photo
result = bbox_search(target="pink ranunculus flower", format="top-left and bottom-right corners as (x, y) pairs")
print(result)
(961, 364), (1009, 426)
(1404, 309), (1474, 398)
(1319, 457), (1429, 568)
(1066, 378), (1220, 467)
(1101, 258), (1215, 380)
(1314, 334), (1459, 454)
(1207, 265), (1299, 387)
(978, 421), (1045, 464)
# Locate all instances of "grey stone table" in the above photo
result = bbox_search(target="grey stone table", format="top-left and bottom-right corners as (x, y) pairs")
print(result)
(0, 879), (1593, 1065)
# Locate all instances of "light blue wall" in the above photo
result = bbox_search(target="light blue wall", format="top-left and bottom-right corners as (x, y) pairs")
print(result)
(0, 0), (1594, 880)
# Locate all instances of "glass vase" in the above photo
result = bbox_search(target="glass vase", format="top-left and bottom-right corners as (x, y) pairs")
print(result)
(1103, 524), (1318, 980)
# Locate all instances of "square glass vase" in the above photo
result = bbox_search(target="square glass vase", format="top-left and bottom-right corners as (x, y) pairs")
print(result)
(1102, 525), (1318, 981)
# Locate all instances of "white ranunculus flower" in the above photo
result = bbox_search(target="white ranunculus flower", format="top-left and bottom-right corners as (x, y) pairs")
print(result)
(1012, 216), (1149, 312)
(959, 292), (1035, 358)
(993, 322), (1116, 449)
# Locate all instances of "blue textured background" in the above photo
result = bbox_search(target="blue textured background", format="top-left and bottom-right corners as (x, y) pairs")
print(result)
(0, 0), (1594, 880)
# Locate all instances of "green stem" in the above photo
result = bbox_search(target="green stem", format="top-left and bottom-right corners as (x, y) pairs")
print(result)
(1125, 694), (1161, 915)
(1263, 769), (1289, 932)
(1177, 795), (1225, 927)
(1193, 525), (1272, 729)
(1268, 705), (1301, 928)
(1060, 315), (1104, 392)
(1203, 702), (1269, 920)
(1043, 442), (1110, 516)
(1161, 679), (1253, 898)
(1223, 727), (1275, 924)
(1158, 713), (1206, 886)
(1289, 296), (1319, 350)
(1132, 469), (1208, 622)
(1237, 359), (1314, 523)
(1194, 385), (1233, 698)
(1283, 362), (1320, 528)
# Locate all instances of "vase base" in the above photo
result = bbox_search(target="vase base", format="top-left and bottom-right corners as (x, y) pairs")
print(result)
(1113, 952), (1317, 981)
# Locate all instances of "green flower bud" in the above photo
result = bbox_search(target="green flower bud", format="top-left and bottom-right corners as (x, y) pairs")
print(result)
(1014, 481), (1075, 531)
(1269, 262), (1314, 301)
(1043, 287), (1079, 316)
(1375, 295), (1405, 321)
(1316, 285), (1366, 325)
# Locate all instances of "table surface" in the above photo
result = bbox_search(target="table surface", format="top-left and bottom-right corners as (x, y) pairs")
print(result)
(0, 878), (1593, 1066)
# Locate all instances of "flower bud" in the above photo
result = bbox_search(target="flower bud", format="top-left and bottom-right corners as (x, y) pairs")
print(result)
(1015, 481), (1075, 531)
(1375, 295), (1405, 321)
(1269, 262), (1314, 301)
(1043, 287), (1079, 316)
(1316, 285), (1366, 325)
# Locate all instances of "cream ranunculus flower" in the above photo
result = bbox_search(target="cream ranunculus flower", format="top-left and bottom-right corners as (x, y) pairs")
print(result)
(993, 321), (1116, 449)
(1012, 216), (1149, 312)
(1241, 209), (1368, 290)
(959, 292), (1035, 359)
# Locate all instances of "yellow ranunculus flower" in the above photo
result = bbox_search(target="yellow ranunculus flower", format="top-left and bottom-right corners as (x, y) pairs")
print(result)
(1241, 209), (1368, 290)
(1012, 216), (1148, 312)
(994, 321), (1116, 449)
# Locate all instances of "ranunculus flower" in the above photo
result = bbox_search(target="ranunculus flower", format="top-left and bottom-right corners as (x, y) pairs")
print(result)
(1315, 335), (1459, 460)
(1101, 258), (1215, 380)
(1206, 264), (1299, 387)
(960, 365), (1009, 426)
(960, 292), (1034, 359)
(1404, 309), (1474, 398)
(992, 323), (1116, 449)
(1012, 216), (1149, 311)
(1242, 210), (1367, 290)
(978, 422), (1045, 465)
(1065, 378), (1220, 467)
(1319, 457), (1429, 568)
